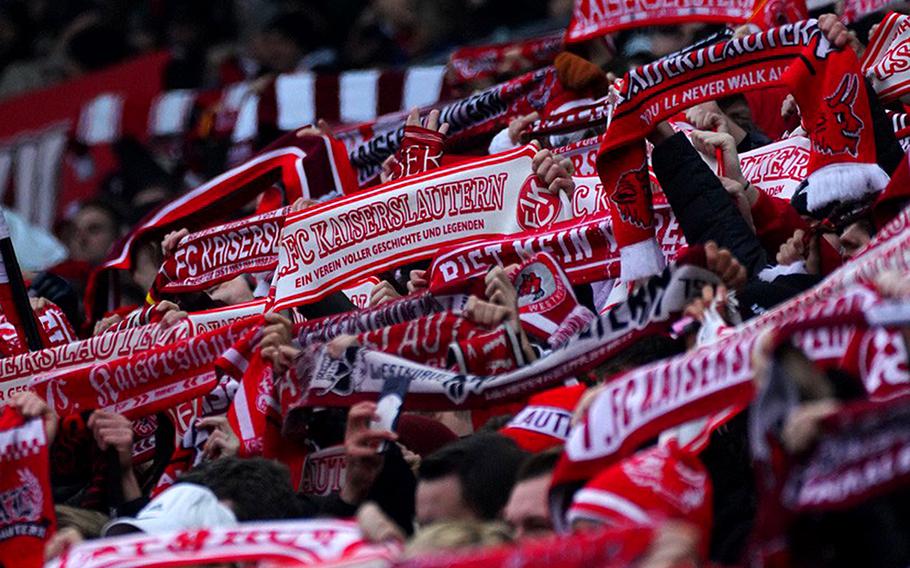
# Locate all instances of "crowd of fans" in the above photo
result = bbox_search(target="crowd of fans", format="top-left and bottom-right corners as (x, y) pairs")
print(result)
(1, 1), (910, 568)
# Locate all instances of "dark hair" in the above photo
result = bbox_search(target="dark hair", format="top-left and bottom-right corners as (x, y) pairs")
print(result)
(515, 447), (562, 483)
(418, 433), (528, 520)
(178, 457), (301, 521)
(595, 334), (685, 380)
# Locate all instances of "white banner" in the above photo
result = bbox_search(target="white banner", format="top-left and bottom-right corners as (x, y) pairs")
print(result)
(272, 145), (560, 309)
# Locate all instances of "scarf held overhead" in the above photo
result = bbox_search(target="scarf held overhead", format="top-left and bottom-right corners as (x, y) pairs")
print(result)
(271, 145), (561, 309)
(597, 20), (825, 281)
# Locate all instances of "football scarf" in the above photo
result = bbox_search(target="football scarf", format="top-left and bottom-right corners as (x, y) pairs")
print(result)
(88, 133), (355, 319)
(0, 320), (189, 402)
(398, 526), (654, 568)
(782, 394), (910, 512)
(555, 203), (910, 484)
(843, 0), (894, 23)
(448, 32), (564, 86)
(284, 253), (717, 410)
(784, 39), (889, 213)
(46, 520), (399, 568)
(0, 301), (76, 358)
(271, 145), (562, 309)
(29, 317), (258, 420)
(862, 12), (910, 104)
(426, 205), (685, 295)
(739, 135), (811, 200)
(0, 408), (55, 568)
(296, 292), (445, 345)
(387, 125), (446, 182)
(153, 206), (290, 297)
(336, 67), (559, 186)
(565, 0), (752, 43)
(597, 21), (823, 281)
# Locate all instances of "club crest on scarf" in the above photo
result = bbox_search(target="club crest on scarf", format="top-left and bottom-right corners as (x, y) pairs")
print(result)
(518, 175), (562, 230)
(815, 73), (864, 158)
(0, 468), (43, 528)
(517, 270), (544, 300)
(611, 158), (651, 230)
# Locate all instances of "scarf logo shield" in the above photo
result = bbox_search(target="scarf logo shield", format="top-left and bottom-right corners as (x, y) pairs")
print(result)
(611, 158), (651, 230)
(517, 271), (545, 301)
(0, 468), (43, 526)
(517, 175), (561, 230)
(815, 73), (864, 158)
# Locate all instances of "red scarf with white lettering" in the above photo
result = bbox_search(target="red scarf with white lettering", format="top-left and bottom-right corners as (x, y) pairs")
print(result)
(565, 0), (753, 43)
(47, 520), (399, 568)
(862, 12), (910, 104)
(0, 408), (55, 568)
(597, 21), (822, 281)
(88, 133), (354, 319)
(448, 32), (564, 86)
(387, 125), (447, 181)
(152, 207), (289, 298)
(783, 394), (910, 511)
(554, 202), (910, 486)
(0, 301), (76, 358)
(30, 316), (259, 420)
(427, 207), (685, 295)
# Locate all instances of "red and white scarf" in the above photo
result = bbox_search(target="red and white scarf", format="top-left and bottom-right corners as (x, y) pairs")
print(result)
(153, 207), (289, 297)
(0, 301), (76, 358)
(555, 203), (910, 484)
(862, 11), (910, 104)
(47, 520), (399, 568)
(782, 394), (910, 512)
(271, 145), (561, 309)
(843, 0), (895, 23)
(427, 206), (685, 295)
(0, 320), (189, 402)
(336, 67), (559, 186)
(565, 0), (753, 43)
(0, 408), (55, 568)
(739, 135), (811, 200)
(285, 254), (717, 410)
(30, 317), (258, 420)
(448, 32), (564, 86)
(597, 21), (822, 281)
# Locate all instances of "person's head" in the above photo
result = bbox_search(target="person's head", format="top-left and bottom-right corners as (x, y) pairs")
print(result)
(207, 274), (255, 306)
(503, 449), (561, 540)
(102, 483), (237, 536)
(404, 520), (512, 557)
(130, 239), (162, 292)
(178, 457), (301, 521)
(595, 334), (685, 380)
(416, 433), (527, 526)
(838, 218), (875, 259)
(69, 201), (120, 265)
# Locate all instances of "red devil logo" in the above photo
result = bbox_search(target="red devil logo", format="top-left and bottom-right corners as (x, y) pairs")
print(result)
(518, 271), (544, 300)
(814, 73), (864, 158)
(610, 159), (650, 230)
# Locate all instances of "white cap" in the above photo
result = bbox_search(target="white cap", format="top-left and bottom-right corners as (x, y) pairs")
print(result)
(103, 483), (238, 536)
